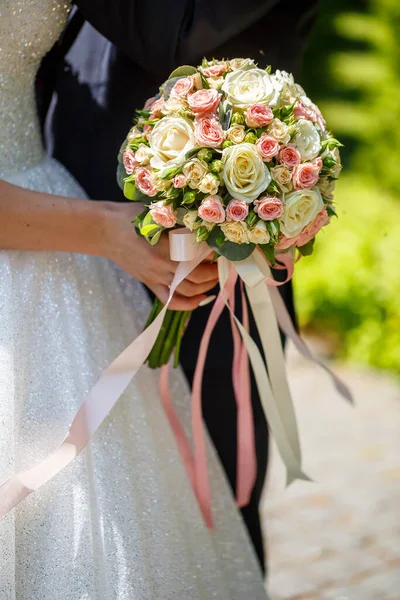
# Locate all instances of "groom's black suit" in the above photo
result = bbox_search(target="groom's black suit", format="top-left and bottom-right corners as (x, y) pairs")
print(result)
(38, 0), (319, 571)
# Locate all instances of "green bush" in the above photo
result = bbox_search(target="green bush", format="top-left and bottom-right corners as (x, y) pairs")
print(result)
(295, 175), (400, 372)
(295, 0), (400, 372)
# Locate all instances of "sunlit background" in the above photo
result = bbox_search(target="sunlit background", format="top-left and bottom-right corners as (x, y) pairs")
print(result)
(298, 0), (400, 372)
(262, 1), (400, 598)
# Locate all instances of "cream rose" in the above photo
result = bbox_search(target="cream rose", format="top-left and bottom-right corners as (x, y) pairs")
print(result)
(293, 119), (321, 160)
(268, 118), (291, 144)
(221, 220), (250, 244)
(222, 143), (271, 202)
(317, 176), (335, 198)
(226, 124), (246, 144)
(279, 188), (324, 238)
(198, 173), (219, 195)
(270, 164), (293, 193)
(207, 77), (225, 90)
(183, 210), (201, 231)
(182, 158), (208, 189)
(331, 147), (342, 178)
(135, 144), (152, 165)
(222, 67), (278, 109)
(248, 220), (271, 245)
(150, 117), (195, 172)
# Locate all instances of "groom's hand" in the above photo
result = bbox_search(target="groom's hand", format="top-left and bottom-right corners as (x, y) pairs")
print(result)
(100, 202), (218, 310)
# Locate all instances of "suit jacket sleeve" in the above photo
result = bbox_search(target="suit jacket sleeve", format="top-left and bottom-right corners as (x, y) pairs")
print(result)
(73, 0), (281, 73)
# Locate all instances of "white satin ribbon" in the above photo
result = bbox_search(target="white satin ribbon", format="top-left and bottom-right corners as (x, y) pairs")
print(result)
(218, 257), (310, 485)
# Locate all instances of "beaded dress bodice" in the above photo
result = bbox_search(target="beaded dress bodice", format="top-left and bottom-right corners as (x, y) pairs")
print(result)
(0, 0), (70, 177)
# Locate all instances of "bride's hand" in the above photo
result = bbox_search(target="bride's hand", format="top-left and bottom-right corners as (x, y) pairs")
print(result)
(100, 202), (218, 310)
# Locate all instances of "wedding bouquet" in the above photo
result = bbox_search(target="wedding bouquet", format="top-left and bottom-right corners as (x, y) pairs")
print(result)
(117, 58), (342, 368)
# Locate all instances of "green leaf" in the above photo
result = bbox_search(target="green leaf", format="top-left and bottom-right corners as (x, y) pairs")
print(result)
(267, 180), (280, 194)
(219, 100), (232, 131)
(259, 244), (276, 267)
(141, 224), (160, 236)
(216, 233), (226, 247)
(117, 163), (127, 191)
(168, 65), (198, 79)
(149, 229), (163, 245)
(123, 182), (150, 202)
(326, 204), (337, 218)
(143, 211), (154, 227)
(207, 227), (256, 261)
(200, 73), (210, 89)
(266, 220), (280, 243)
(246, 210), (258, 229)
(298, 238), (315, 257)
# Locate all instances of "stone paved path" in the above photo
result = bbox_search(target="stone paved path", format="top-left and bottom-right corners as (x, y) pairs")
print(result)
(262, 341), (400, 600)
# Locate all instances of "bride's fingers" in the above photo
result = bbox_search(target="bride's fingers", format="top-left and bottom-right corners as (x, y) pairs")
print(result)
(169, 292), (211, 311)
(186, 262), (218, 284)
(176, 277), (219, 298)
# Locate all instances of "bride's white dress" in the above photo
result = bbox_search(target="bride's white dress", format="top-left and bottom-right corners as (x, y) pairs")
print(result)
(0, 2), (268, 599)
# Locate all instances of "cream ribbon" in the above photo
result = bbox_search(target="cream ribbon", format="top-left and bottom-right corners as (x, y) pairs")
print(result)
(218, 255), (310, 485)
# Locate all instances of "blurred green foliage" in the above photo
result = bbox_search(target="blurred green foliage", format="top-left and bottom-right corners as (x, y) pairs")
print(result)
(296, 0), (400, 371)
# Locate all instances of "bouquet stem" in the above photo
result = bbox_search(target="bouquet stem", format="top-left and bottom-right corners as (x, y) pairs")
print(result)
(145, 299), (192, 368)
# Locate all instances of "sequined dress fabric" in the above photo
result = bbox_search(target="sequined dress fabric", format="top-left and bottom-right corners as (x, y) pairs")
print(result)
(0, 2), (267, 599)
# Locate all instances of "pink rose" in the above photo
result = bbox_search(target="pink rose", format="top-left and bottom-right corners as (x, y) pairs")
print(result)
(256, 134), (280, 162)
(245, 104), (274, 128)
(195, 115), (225, 148)
(275, 234), (299, 250)
(170, 76), (194, 98)
(144, 96), (156, 109)
(294, 101), (326, 131)
(123, 148), (138, 175)
(296, 208), (329, 247)
(278, 145), (301, 168)
(149, 201), (177, 229)
(226, 199), (249, 222)
(198, 195), (226, 223)
(202, 64), (227, 78)
(135, 167), (158, 197)
(143, 124), (152, 140)
(292, 162), (320, 190)
(313, 157), (323, 172)
(173, 174), (187, 189)
(150, 97), (165, 119)
(254, 196), (284, 221)
(188, 88), (221, 114)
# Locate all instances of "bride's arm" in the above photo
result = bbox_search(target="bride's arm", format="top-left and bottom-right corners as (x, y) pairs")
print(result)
(0, 180), (218, 309)
(0, 179), (107, 255)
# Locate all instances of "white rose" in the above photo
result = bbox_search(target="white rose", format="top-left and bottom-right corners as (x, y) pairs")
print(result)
(317, 176), (335, 198)
(208, 77), (225, 90)
(293, 119), (321, 160)
(135, 144), (152, 165)
(270, 164), (293, 193)
(226, 124), (246, 144)
(127, 126), (143, 142)
(271, 70), (298, 101)
(248, 220), (271, 245)
(221, 221), (250, 244)
(229, 58), (255, 71)
(222, 67), (278, 108)
(150, 117), (195, 173)
(183, 210), (201, 231)
(182, 158), (208, 189)
(198, 173), (219, 195)
(331, 147), (342, 178)
(150, 173), (170, 192)
(268, 118), (291, 144)
(279, 188), (324, 238)
(222, 143), (271, 202)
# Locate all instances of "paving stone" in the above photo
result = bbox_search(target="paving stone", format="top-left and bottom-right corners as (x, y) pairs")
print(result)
(262, 341), (400, 600)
